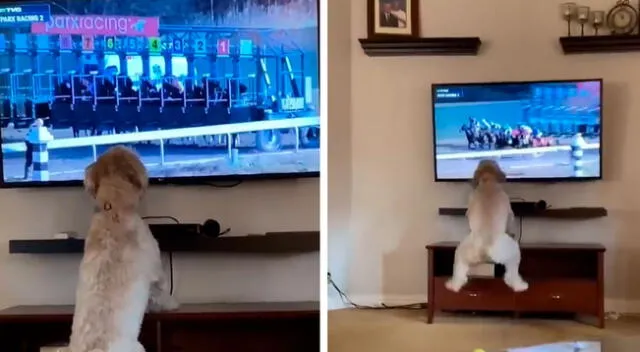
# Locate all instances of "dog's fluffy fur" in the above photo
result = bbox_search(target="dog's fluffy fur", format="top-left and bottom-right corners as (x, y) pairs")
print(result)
(445, 160), (528, 293)
(69, 146), (178, 352)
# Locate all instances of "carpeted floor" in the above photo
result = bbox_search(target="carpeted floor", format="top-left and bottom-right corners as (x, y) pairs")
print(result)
(329, 309), (640, 351)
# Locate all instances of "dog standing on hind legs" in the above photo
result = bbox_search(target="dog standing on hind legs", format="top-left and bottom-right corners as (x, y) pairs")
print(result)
(68, 146), (178, 352)
(445, 159), (528, 293)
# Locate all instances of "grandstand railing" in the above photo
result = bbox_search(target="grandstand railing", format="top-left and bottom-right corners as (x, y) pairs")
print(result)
(436, 143), (600, 160)
(3, 116), (320, 164)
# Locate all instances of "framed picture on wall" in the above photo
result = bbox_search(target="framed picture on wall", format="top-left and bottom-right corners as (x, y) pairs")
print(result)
(367, 0), (420, 38)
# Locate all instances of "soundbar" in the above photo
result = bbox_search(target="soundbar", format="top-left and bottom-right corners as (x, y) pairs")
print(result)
(148, 223), (202, 240)
(510, 200), (547, 214)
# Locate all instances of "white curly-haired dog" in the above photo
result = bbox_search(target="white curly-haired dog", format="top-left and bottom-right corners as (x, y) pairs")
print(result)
(68, 145), (178, 352)
(445, 159), (528, 293)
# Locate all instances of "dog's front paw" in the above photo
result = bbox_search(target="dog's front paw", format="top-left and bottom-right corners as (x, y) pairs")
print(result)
(505, 277), (529, 292)
(162, 296), (180, 311)
(445, 277), (466, 292)
(148, 296), (180, 312)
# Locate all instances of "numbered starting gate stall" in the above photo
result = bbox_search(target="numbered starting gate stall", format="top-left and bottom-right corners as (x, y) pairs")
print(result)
(179, 76), (207, 127)
(158, 76), (184, 130)
(10, 69), (36, 128)
(137, 76), (162, 132)
(0, 68), (11, 126)
(30, 69), (57, 128)
(69, 72), (100, 135)
(32, 71), (74, 131)
(92, 73), (121, 135)
(57, 72), (78, 133)
(115, 75), (139, 133)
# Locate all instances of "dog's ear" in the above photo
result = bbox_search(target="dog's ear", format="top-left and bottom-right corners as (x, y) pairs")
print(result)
(112, 146), (148, 194)
(84, 162), (98, 198)
(471, 163), (483, 188)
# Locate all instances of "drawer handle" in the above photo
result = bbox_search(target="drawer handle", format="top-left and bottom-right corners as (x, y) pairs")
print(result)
(468, 293), (479, 297)
(551, 294), (561, 300)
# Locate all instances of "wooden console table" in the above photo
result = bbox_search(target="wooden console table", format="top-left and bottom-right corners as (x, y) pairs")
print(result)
(426, 242), (605, 328)
(0, 302), (319, 352)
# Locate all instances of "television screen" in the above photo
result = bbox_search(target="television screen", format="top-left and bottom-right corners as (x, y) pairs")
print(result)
(0, 0), (320, 187)
(432, 79), (602, 181)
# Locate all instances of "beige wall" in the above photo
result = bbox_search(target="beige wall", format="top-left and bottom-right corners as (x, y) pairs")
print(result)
(0, 181), (319, 309)
(336, 0), (640, 312)
(327, 0), (352, 309)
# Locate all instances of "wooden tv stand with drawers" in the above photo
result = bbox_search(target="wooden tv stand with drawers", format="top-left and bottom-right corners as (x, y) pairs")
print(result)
(426, 242), (605, 328)
(0, 302), (319, 352)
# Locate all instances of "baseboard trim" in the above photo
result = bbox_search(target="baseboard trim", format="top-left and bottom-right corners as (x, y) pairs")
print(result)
(328, 294), (349, 310)
(605, 299), (640, 314)
(342, 295), (640, 314)
(348, 295), (426, 307)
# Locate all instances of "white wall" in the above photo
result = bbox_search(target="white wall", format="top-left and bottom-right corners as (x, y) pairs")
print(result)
(0, 179), (319, 309)
(333, 0), (640, 312)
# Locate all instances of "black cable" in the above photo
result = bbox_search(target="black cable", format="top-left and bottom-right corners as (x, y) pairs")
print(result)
(206, 180), (243, 188)
(327, 273), (423, 310)
(142, 215), (180, 224)
(142, 215), (179, 297)
(518, 215), (524, 244)
(169, 251), (174, 296)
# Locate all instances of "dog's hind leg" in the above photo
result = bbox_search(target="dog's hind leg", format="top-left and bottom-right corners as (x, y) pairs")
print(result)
(133, 341), (146, 352)
(487, 233), (528, 292)
(107, 340), (145, 352)
(445, 236), (475, 292)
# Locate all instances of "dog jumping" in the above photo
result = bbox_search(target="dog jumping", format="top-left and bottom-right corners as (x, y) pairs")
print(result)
(68, 145), (178, 352)
(445, 159), (528, 293)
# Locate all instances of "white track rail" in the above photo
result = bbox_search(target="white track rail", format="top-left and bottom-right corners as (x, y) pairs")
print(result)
(436, 143), (600, 160)
(2, 116), (320, 164)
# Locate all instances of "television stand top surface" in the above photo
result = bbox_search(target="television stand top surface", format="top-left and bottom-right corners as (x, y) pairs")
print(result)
(438, 207), (607, 219)
(0, 301), (319, 323)
(426, 242), (605, 251)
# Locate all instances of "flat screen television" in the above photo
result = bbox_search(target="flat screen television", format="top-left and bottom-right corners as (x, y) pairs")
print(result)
(431, 79), (602, 182)
(0, 0), (320, 187)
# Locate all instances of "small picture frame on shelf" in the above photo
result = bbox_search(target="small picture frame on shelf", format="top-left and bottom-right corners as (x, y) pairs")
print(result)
(367, 0), (420, 38)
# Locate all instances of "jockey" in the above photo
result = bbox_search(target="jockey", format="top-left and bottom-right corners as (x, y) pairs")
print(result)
(461, 117), (479, 132)
(520, 124), (533, 133)
(532, 127), (543, 138)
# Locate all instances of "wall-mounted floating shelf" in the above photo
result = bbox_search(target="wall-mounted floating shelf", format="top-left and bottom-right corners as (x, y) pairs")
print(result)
(9, 231), (320, 254)
(560, 35), (640, 54)
(359, 37), (482, 57)
(438, 207), (607, 219)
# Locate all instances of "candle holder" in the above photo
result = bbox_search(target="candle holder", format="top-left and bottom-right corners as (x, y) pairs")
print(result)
(561, 2), (578, 36)
(591, 10), (605, 35)
(577, 6), (591, 36)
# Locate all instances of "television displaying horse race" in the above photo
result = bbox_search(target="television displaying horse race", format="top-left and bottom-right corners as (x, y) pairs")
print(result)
(432, 79), (602, 181)
(0, 0), (319, 186)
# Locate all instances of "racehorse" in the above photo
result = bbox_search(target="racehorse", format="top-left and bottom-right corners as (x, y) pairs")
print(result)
(460, 123), (494, 149)
(460, 123), (480, 149)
